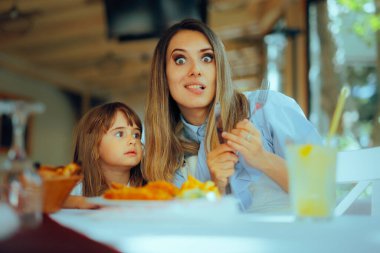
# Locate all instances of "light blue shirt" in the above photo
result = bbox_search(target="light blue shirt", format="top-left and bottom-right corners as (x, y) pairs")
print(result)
(173, 90), (321, 212)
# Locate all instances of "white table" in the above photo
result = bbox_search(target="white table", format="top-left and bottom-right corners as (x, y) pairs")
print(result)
(50, 199), (380, 253)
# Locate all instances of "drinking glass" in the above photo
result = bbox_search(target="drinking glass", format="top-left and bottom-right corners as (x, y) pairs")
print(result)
(0, 100), (45, 229)
(285, 141), (337, 220)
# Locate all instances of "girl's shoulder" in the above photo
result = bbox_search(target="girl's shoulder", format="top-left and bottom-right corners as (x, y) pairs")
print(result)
(70, 181), (83, 196)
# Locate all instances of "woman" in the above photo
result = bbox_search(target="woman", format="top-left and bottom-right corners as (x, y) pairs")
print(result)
(143, 19), (320, 211)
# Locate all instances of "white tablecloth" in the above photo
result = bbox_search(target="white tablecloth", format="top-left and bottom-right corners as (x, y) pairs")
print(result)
(50, 198), (380, 253)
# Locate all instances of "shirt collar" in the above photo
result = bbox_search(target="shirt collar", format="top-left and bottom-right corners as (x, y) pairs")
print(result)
(180, 114), (207, 143)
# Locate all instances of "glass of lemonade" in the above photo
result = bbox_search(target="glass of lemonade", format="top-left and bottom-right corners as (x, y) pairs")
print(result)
(285, 143), (337, 220)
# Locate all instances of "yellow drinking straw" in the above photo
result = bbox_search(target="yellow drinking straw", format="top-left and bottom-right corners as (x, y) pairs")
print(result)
(327, 86), (350, 143)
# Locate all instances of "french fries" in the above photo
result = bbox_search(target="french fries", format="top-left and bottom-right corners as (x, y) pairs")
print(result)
(38, 163), (81, 178)
(177, 176), (220, 199)
(104, 181), (178, 200)
(103, 176), (220, 201)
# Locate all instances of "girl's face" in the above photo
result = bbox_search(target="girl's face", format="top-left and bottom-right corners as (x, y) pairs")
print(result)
(166, 30), (216, 122)
(98, 111), (142, 172)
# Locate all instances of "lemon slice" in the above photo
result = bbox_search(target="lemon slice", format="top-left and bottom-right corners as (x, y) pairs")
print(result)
(299, 144), (313, 157)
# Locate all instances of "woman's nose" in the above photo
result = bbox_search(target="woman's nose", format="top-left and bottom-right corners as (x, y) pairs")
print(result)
(189, 61), (201, 77)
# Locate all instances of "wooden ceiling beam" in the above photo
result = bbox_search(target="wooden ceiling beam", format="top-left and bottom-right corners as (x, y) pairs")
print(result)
(257, 0), (289, 35)
(0, 21), (105, 50)
(16, 38), (157, 64)
(0, 52), (124, 98)
(0, 52), (88, 94)
(0, 4), (105, 49)
(69, 61), (150, 80)
(211, 0), (288, 40)
(8, 39), (158, 67)
(0, 0), (88, 10)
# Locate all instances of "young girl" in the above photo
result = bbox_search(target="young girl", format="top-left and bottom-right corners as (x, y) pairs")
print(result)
(64, 102), (145, 208)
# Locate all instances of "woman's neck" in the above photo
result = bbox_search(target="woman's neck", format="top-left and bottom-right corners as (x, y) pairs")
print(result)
(102, 166), (131, 186)
(179, 108), (208, 126)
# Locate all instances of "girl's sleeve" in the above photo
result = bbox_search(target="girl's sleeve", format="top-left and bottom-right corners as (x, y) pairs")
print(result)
(70, 181), (83, 196)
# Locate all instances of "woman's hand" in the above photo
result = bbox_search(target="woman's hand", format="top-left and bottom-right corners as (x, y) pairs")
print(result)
(207, 144), (238, 194)
(222, 119), (268, 169)
(222, 119), (288, 191)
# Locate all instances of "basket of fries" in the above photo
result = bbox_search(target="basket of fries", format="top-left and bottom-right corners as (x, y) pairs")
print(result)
(37, 163), (81, 213)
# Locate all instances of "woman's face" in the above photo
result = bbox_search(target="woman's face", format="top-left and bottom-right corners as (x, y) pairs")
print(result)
(166, 30), (216, 123)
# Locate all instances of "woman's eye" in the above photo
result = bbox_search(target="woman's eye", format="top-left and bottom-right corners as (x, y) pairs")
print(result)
(115, 131), (124, 138)
(202, 54), (214, 63)
(174, 56), (186, 65)
(132, 132), (141, 139)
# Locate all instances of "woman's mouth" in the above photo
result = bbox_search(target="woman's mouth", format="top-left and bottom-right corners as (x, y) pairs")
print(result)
(185, 83), (206, 94)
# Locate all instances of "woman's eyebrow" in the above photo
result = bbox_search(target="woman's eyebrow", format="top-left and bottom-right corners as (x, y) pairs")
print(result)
(170, 48), (186, 57)
(200, 48), (213, 52)
(170, 47), (213, 56)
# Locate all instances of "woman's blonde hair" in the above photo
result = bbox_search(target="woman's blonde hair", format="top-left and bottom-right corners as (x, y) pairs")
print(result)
(143, 19), (249, 182)
(73, 102), (145, 197)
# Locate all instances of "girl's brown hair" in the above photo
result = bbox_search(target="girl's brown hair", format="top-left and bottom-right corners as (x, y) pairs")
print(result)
(73, 102), (144, 197)
(143, 19), (250, 182)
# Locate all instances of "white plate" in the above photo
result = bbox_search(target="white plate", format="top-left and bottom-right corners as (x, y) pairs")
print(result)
(87, 196), (241, 221)
(88, 196), (240, 212)
(87, 197), (173, 207)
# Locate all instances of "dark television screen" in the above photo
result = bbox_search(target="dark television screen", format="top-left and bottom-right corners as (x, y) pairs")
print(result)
(104, 0), (208, 41)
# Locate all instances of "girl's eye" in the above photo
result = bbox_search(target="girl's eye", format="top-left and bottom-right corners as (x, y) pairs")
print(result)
(132, 132), (141, 139)
(174, 56), (186, 65)
(115, 131), (124, 138)
(202, 54), (214, 63)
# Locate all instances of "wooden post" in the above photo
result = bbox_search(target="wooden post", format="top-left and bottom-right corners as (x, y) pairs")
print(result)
(284, 0), (309, 115)
(372, 0), (380, 146)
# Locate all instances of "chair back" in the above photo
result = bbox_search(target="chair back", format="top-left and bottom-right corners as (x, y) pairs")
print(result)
(335, 146), (380, 216)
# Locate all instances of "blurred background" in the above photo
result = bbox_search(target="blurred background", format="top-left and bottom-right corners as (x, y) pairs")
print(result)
(0, 0), (379, 166)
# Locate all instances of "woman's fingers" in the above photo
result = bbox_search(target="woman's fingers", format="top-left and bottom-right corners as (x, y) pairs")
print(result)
(219, 118), (267, 170)
(222, 129), (260, 148)
(235, 119), (260, 136)
(207, 146), (238, 195)
(222, 119), (259, 143)
(211, 143), (237, 156)
(208, 144), (238, 162)
(209, 160), (235, 194)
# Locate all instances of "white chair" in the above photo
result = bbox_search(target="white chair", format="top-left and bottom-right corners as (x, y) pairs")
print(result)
(335, 146), (380, 216)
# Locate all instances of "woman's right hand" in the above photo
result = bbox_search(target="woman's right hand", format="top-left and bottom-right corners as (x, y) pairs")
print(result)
(206, 144), (238, 194)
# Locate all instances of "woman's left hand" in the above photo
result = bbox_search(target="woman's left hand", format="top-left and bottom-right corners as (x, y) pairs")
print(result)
(221, 118), (268, 170)
(222, 118), (289, 191)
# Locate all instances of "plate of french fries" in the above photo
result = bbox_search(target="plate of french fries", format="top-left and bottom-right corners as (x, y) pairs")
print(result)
(88, 176), (221, 207)
(87, 177), (240, 220)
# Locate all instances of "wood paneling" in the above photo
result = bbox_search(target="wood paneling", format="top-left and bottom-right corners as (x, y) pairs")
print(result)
(0, 0), (295, 99)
